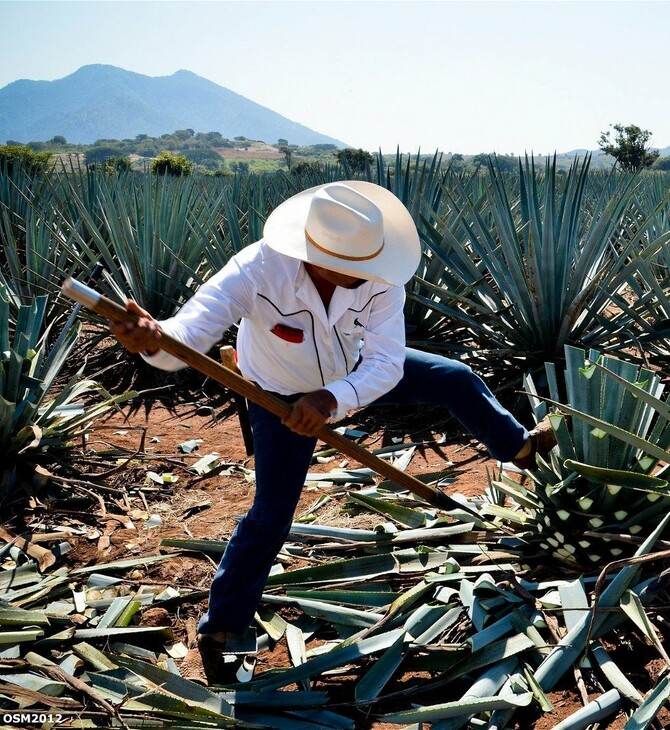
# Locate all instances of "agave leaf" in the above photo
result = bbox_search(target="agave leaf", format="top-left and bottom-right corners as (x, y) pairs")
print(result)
(285, 622), (308, 680)
(288, 523), (394, 543)
(0, 629), (44, 644)
(220, 688), (329, 707)
(557, 578), (589, 634)
(74, 626), (173, 640)
(88, 672), (236, 723)
(266, 596), (383, 629)
(466, 613), (515, 653)
(71, 553), (179, 574)
(161, 537), (228, 554)
(112, 653), (235, 716)
(533, 512), (670, 691)
(550, 688), (622, 730)
(564, 460), (670, 494)
(354, 631), (405, 702)
(265, 554), (397, 586)
(623, 675), (670, 729)
(589, 641), (643, 705)
(97, 597), (137, 629)
(286, 586), (396, 608)
(541, 397), (670, 464)
(347, 492), (428, 529)
(592, 360), (670, 425)
(0, 607), (50, 626)
(251, 629), (406, 691)
(256, 607), (288, 642)
(305, 469), (373, 484)
(0, 671), (66, 696)
(441, 634), (537, 684)
(432, 658), (525, 730)
(619, 590), (670, 666)
(405, 605), (462, 645)
(521, 665), (554, 713)
(381, 691), (533, 723)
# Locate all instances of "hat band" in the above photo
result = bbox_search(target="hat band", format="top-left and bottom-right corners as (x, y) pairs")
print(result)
(305, 229), (385, 262)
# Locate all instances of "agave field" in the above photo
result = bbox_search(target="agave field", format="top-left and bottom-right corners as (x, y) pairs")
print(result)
(1, 153), (670, 728)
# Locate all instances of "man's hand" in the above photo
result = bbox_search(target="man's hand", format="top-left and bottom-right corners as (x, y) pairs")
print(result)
(282, 389), (337, 437)
(109, 300), (162, 355)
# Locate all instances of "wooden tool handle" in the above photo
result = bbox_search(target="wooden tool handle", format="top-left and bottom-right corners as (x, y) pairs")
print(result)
(61, 279), (470, 513)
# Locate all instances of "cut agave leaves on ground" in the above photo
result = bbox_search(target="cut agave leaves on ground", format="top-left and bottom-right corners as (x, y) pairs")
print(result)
(8, 477), (667, 728)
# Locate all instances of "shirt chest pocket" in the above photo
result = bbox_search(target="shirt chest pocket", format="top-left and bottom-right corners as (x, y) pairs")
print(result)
(270, 323), (305, 343)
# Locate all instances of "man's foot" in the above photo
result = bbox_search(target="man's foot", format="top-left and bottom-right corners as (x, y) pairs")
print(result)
(180, 631), (256, 686)
(180, 642), (223, 686)
(196, 630), (229, 651)
(512, 416), (557, 470)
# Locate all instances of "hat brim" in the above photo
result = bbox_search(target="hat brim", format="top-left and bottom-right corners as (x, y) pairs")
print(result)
(263, 181), (421, 286)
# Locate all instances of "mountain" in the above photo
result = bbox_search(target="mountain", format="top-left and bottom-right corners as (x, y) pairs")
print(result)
(0, 64), (347, 147)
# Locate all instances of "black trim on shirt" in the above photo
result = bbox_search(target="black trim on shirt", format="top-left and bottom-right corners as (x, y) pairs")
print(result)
(332, 327), (352, 374)
(346, 290), (390, 315)
(258, 293), (326, 386)
(340, 378), (360, 407)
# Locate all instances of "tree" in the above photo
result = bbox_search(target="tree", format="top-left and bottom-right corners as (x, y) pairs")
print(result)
(290, 160), (324, 176)
(449, 153), (466, 172)
(598, 123), (660, 172)
(183, 148), (225, 171)
(85, 146), (123, 166)
(278, 144), (297, 169)
(335, 147), (373, 173)
(106, 156), (132, 172)
(51, 135), (67, 145)
(151, 151), (194, 176)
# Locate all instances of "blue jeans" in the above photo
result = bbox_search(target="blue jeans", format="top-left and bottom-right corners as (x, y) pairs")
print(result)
(198, 348), (528, 635)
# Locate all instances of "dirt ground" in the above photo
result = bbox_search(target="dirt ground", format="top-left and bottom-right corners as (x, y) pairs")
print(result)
(61, 387), (646, 730)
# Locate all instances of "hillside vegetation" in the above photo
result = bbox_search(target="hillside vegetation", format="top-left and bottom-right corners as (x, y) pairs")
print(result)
(10, 128), (670, 176)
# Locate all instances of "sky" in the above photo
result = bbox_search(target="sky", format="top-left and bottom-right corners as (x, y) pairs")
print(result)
(1, 0), (669, 155)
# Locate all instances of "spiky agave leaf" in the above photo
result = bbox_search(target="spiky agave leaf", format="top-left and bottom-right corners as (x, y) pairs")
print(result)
(493, 345), (670, 568)
(0, 284), (135, 496)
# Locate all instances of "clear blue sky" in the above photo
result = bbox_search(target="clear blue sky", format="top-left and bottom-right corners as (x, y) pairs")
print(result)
(2, 0), (668, 155)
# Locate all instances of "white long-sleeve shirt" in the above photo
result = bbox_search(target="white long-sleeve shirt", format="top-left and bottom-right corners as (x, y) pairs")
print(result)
(144, 241), (406, 420)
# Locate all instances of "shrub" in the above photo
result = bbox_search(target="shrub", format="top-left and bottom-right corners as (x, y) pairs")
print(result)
(0, 145), (52, 173)
(151, 151), (194, 176)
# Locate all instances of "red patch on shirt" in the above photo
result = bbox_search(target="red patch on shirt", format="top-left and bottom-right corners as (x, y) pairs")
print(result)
(271, 323), (304, 343)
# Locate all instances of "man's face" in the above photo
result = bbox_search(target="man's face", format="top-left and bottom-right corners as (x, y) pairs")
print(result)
(308, 264), (366, 289)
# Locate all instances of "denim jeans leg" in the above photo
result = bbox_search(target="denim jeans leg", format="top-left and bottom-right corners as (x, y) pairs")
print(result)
(374, 348), (528, 463)
(198, 401), (316, 635)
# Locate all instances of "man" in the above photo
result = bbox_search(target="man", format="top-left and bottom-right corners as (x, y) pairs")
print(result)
(111, 181), (554, 683)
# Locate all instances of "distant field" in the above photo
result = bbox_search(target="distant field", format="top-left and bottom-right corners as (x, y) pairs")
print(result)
(216, 142), (283, 160)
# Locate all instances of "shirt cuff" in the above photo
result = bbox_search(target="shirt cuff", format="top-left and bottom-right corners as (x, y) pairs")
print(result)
(324, 380), (359, 421)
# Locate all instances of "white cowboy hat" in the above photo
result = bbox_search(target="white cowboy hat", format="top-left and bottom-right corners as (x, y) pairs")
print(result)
(263, 181), (421, 286)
